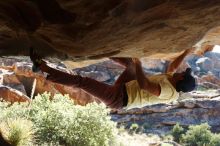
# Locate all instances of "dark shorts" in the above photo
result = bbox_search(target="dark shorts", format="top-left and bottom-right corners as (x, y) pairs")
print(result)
(123, 84), (128, 107)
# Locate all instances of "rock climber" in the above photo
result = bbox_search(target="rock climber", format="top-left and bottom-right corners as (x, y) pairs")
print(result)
(30, 48), (196, 110)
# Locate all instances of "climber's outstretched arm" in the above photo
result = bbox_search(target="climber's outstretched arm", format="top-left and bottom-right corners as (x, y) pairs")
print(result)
(166, 48), (194, 73)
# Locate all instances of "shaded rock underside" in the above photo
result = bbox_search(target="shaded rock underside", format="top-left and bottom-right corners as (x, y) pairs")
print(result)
(0, 0), (220, 61)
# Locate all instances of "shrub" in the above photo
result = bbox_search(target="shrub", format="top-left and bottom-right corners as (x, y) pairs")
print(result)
(181, 123), (212, 146)
(171, 123), (184, 142)
(0, 93), (118, 146)
(129, 123), (139, 134)
(162, 134), (173, 141)
(209, 134), (220, 146)
(0, 118), (34, 146)
(0, 101), (28, 120)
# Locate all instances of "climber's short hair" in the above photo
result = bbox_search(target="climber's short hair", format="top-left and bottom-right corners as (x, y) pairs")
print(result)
(176, 68), (196, 92)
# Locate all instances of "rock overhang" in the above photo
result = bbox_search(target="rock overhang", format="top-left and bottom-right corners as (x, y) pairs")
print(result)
(0, 0), (220, 61)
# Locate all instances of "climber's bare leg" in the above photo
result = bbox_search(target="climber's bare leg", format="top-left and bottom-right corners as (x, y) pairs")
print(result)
(110, 57), (133, 68)
(39, 60), (127, 109)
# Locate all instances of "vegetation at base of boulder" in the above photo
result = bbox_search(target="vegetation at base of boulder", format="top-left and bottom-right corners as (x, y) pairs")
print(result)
(128, 123), (145, 134)
(162, 134), (173, 141)
(171, 123), (184, 142)
(181, 123), (212, 146)
(209, 134), (220, 146)
(171, 123), (220, 146)
(0, 118), (34, 146)
(126, 122), (152, 135)
(129, 123), (139, 134)
(0, 93), (118, 146)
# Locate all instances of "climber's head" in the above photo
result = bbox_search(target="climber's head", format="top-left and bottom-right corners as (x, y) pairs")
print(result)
(173, 68), (196, 92)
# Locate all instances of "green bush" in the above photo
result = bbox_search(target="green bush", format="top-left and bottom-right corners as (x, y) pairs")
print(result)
(129, 123), (139, 134)
(171, 123), (184, 142)
(0, 93), (118, 146)
(209, 134), (220, 146)
(181, 123), (212, 146)
(162, 134), (173, 141)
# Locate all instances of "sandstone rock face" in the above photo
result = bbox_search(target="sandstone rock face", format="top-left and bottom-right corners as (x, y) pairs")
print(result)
(196, 57), (214, 72)
(0, 57), (98, 104)
(176, 52), (220, 88)
(0, 85), (29, 102)
(112, 98), (220, 135)
(0, 1), (220, 59)
(3, 72), (27, 95)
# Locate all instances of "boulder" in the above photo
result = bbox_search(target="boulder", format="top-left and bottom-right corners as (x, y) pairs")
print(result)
(141, 58), (168, 73)
(1, 69), (27, 95)
(199, 74), (220, 86)
(0, 85), (29, 102)
(199, 82), (220, 90)
(1, 1), (220, 59)
(204, 52), (220, 76)
(112, 98), (220, 134)
(79, 71), (111, 82)
(179, 99), (196, 108)
(205, 51), (220, 58)
(195, 57), (214, 72)
(0, 59), (98, 105)
(12, 61), (98, 105)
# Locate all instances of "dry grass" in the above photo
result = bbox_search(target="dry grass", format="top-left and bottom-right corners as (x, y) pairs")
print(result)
(0, 118), (34, 146)
(116, 131), (162, 146)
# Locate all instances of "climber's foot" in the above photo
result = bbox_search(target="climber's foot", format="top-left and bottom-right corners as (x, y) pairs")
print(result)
(30, 47), (42, 72)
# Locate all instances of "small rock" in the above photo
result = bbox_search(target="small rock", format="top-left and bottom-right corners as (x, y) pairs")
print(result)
(179, 99), (196, 108)
(196, 57), (214, 72)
